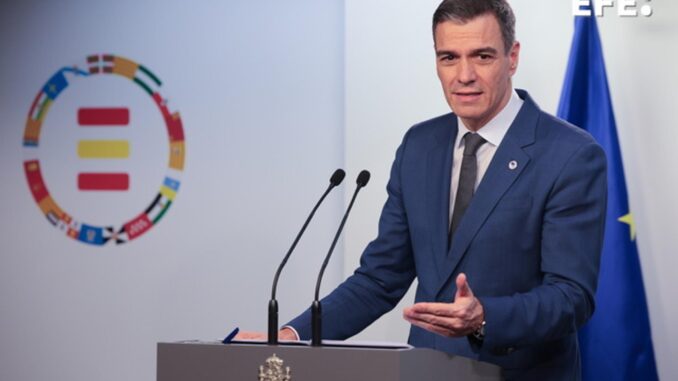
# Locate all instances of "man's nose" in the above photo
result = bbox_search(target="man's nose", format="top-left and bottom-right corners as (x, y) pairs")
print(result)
(457, 59), (476, 84)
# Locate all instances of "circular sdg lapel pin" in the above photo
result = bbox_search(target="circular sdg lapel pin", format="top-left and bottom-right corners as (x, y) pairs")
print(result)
(23, 54), (186, 246)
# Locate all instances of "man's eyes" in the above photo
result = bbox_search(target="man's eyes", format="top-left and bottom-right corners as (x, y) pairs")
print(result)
(438, 54), (495, 63)
(477, 53), (495, 61)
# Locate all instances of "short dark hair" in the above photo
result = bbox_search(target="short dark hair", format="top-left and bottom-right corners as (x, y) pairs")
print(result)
(432, 0), (516, 54)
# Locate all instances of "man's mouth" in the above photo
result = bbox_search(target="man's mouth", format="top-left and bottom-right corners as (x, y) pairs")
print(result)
(453, 91), (483, 101)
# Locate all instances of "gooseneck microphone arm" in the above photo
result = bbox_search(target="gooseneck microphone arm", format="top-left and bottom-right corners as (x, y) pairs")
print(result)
(268, 169), (345, 345)
(311, 170), (370, 346)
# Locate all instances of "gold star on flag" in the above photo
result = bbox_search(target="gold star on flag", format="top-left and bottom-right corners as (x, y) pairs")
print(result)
(618, 213), (636, 241)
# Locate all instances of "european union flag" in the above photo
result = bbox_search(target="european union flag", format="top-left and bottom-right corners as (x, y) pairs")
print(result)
(557, 14), (659, 381)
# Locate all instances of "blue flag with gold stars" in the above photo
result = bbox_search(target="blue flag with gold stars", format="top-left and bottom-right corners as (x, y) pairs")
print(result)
(557, 14), (659, 381)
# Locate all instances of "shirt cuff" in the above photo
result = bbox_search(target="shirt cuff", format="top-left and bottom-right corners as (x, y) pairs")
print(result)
(281, 325), (301, 341)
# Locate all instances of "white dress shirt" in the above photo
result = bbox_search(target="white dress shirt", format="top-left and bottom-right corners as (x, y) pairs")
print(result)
(449, 90), (524, 228)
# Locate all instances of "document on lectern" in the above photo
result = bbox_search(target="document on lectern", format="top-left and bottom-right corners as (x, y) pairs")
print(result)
(225, 338), (412, 350)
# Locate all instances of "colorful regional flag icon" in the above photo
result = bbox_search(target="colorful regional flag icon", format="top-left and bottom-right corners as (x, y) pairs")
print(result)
(22, 54), (186, 246)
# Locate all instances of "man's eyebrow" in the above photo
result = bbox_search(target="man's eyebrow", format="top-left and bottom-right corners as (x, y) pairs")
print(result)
(435, 50), (458, 57)
(471, 47), (499, 55)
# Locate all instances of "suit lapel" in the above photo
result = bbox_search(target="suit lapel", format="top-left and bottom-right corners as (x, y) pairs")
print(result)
(426, 116), (457, 281)
(436, 91), (540, 297)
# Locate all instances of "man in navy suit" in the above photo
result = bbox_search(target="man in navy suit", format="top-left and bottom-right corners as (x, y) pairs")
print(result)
(243, 0), (607, 379)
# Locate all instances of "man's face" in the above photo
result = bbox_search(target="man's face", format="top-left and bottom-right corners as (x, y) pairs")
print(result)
(434, 13), (520, 131)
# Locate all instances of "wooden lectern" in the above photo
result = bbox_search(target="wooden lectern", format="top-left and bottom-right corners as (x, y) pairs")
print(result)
(157, 341), (502, 380)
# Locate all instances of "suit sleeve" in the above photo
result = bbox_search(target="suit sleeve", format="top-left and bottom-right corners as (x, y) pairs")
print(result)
(478, 141), (607, 349)
(286, 131), (417, 340)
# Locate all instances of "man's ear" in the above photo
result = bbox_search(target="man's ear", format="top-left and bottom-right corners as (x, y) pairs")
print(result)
(509, 41), (521, 75)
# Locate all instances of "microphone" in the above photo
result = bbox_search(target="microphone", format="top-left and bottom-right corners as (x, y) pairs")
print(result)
(268, 169), (345, 345)
(311, 170), (370, 346)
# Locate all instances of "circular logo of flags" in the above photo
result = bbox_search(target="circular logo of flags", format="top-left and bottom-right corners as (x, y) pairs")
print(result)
(22, 54), (185, 246)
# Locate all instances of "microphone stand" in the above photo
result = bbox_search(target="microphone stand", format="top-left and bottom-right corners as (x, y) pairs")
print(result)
(311, 170), (370, 346)
(267, 169), (345, 345)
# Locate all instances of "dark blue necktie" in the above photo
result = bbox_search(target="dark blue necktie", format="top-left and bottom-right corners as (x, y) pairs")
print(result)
(449, 132), (487, 244)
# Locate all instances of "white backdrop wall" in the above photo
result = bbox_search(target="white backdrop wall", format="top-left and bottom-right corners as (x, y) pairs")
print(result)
(344, 1), (678, 380)
(0, 1), (344, 380)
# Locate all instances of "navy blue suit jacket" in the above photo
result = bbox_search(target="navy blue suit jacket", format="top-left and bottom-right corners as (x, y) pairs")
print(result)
(288, 90), (607, 380)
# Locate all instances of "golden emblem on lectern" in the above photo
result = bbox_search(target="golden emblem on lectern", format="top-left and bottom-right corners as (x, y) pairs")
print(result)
(258, 353), (291, 381)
